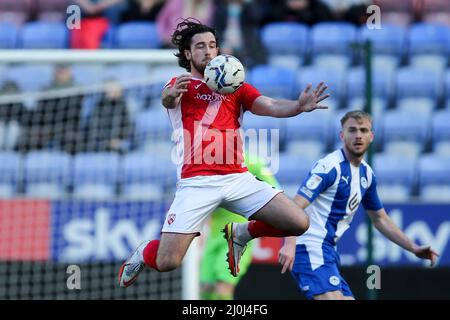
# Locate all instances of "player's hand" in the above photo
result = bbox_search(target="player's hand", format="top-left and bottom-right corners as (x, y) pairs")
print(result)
(413, 245), (440, 267)
(167, 74), (192, 99)
(278, 243), (296, 274)
(298, 82), (330, 112)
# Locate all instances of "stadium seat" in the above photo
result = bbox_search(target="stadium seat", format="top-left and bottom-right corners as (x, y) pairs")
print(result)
(373, 153), (416, 196)
(243, 112), (283, 151)
(115, 22), (161, 49)
(260, 22), (308, 68)
(285, 140), (325, 160)
(72, 64), (106, 86)
(410, 54), (447, 73)
(311, 55), (349, 74)
(247, 65), (297, 99)
(347, 67), (394, 100)
(283, 110), (331, 144)
(23, 151), (71, 198)
(310, 22), (357, 64)
(396, 67), (442, 100)
(0, 23), (18, 48)
(359, 24), (406, 61)
(20, 22), (68, 48)
(120, 152), (175, 199)
(6, 64), (54, 92)
(72, 152), (120, 200)
(347, 97), (387, 119)
(0, 152), (22, 197)
(275, 154), (315, 198)
(408, 23), (450, 57)
(418, 154), (450, 190)
(397, 97), (435, 116)
(297, 66), (346, 107)
(134, 108), (173, 150)
(383, 110), (430, 149)
(432, 111), (450, 146)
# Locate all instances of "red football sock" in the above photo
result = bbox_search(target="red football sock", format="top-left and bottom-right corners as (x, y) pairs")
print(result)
(248, 220), (294, 238)
(143, 240), (160, 271)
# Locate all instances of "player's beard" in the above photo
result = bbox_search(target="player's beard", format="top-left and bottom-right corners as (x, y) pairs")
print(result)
(192, 59), (207, 75)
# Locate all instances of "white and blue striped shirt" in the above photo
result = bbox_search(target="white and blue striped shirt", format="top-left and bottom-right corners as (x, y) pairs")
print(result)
(297, 149), (383, 269)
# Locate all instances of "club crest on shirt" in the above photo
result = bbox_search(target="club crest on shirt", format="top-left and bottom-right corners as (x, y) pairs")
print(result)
(360, 177), (368, 189)
(329, 276), (340, 286)
(306, 174), (322, 190)
(167, 213), (176, 225)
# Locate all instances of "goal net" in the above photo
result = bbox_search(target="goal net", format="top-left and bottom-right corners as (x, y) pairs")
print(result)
(0, 49), (199, 300)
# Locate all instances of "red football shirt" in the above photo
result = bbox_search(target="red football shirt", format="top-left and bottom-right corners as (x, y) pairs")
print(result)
(165, 77), (261, 179)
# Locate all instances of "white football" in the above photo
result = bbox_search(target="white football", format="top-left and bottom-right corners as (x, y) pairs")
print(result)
(204, 54), (245, 94)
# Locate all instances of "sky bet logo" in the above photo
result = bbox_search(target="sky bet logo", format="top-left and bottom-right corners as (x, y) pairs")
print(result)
(58, 208), (161, 262)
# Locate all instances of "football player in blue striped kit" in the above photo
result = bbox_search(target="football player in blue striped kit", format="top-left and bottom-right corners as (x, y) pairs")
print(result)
(278, 110), (439, 300)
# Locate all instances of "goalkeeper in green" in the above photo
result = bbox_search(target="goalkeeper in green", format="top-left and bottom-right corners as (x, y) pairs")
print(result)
(200, 153), (280, 300)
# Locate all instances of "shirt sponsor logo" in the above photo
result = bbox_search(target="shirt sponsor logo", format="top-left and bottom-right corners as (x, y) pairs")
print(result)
(195, 93), (229, 102)
(306, 174), (322, 190)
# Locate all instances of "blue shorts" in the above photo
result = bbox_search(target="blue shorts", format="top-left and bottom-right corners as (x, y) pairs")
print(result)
(291, 244), (354, 300)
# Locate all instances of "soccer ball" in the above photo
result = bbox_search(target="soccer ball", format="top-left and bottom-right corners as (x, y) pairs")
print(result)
(204, 54), (245, 95)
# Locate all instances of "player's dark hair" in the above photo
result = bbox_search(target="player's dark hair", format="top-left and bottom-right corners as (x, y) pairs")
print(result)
(340, 110), (373, 127)
(171, 18), (219, 72)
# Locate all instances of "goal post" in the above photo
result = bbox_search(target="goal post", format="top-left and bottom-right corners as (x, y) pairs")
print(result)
(0, 49), (200, 300)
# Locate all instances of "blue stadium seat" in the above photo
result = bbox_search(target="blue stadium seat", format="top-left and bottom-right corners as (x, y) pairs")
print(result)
(275, 154), (316, 197)
(283, 110), (331, 144)
(373, 152), (416, 198)
(72, 152), (120, 199)
(0, 152), (22, 197)
(410, 54), (447, 73)
(396, 67), (442, 100)
(116, 22), (160, 48)
(72, 64), (105, 86)
(243, 112), (283, 151)
(120, 152), (176, 200)
(445, 70), (450, 109)
(0, 23), (18, 48)
(134, 108), (172, 150)
(247, 65), (297, 99)
(359, 24), (406, 60)
(24, 151), (71, 198)
(383, 110), (430, 149)
(408, 23), (450, 57)
(310, 22), (357, 64)
(6, 64), (54, 91)
(260, 22), (308, 68)
(20, 22), (67, 48)
(347, 67), (394, 100)
(418, 154), (450, 188)
(297, 66), (346, 106)
(432, 111), (450, 146)
(397, 97), (435, 116)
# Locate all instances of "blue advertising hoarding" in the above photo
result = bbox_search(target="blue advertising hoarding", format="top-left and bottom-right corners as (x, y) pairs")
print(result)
(338, 203), (450, 266)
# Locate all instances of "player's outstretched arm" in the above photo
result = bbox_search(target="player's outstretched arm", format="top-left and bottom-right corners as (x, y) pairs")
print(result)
(250, 82), (330, 118)
(162, 74), (191, 109)
(367, 209), (440, 267)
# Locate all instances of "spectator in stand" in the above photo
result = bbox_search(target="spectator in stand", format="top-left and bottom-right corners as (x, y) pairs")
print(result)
(121, 0), (165, 23)
(0, 81), (28, 150)
(156, 0), (215, 47)
(321, 0), (372, 25)
(264, 0), (335, 26)
(213, 0), (267, 68)
(15, 64), (84, 154)
(71, 0), (125, 49)
(83, 79), (132, 153)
